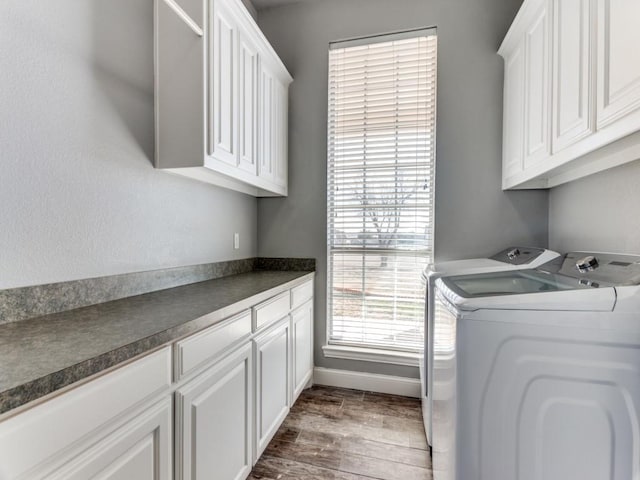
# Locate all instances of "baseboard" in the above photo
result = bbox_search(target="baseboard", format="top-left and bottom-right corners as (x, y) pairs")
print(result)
(312, 367), (421, 398)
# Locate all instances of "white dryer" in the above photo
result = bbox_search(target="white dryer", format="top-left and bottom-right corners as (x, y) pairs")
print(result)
(431, 252), (640, 480)
(420, 247), (559, 445)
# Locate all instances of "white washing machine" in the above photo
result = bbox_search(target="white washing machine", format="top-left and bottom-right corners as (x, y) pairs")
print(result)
(431, 252), (640, 480)
(420, 246), (559, 445)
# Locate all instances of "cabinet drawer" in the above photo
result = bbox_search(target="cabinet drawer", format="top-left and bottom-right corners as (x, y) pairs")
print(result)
(253, 291), (290, 331)
(0, 347), (171, 479)
(175, 310), (252, 380)
(291, 280), (313, 309)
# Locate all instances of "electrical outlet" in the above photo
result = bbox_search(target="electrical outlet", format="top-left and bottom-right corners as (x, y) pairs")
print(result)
(234, 233), (240, 250)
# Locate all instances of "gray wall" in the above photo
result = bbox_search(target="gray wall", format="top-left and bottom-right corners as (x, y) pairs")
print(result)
(549, 160), (640, 255)
(256, 0), (549, 378)
(0, 0), (257, 289)
(241, 0), (258, 19)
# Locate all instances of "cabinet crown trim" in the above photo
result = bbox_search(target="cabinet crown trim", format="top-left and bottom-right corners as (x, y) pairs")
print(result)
(498, 0), (547, 57)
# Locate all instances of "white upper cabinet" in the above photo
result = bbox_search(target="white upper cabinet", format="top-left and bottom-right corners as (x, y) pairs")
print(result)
(238, 30), (259, 175)
(258, 62), (276, 184)
(257, 60), (288, 187)
(155, 0), (292, 197)
(500, 0), (640, 189)
(552, 0), (594, 153)
(275, 81), (289, 187)
(209, 0), (239, 166)
(597, 0), (640, 128)
(523, 0), (551, 168)
(499, 0), (551, 188)
(502, 44), (525, 181)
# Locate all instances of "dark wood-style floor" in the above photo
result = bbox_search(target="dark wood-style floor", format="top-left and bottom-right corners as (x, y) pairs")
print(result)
(249, 386), (433, 480)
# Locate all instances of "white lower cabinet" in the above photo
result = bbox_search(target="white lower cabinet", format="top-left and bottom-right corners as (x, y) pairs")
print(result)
(175, 342), (253, 480)
(49, 398), (172, 480)
(253, 317), (290, 461)
(291, 299), (313, 403)
(0, 277), (314, 480)
(0, 347), (172, 480)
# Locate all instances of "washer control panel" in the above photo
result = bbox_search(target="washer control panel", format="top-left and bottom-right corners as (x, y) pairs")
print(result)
(540, 252), (640, 286)
(489, 246), (547, 265)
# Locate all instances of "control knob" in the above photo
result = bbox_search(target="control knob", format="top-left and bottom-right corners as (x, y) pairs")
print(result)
(576, 255), (599, 272)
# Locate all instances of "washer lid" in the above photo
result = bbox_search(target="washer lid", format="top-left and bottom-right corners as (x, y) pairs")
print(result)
(436, 269), (617, 312)
(442, 269), (604, 297)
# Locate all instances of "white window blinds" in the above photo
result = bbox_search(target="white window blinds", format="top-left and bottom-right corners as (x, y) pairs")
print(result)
(327, 29), (437, 353)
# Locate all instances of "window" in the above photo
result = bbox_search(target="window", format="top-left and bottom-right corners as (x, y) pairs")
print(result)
(326, 29), (437, 358)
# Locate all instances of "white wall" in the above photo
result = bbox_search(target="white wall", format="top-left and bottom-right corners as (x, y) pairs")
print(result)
(0, 0), (257, 289)
(549, 160), (640, 255)
(256, 0), (549, 378)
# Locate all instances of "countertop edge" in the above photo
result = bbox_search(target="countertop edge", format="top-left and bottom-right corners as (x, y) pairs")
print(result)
(0, 271), (315, 418)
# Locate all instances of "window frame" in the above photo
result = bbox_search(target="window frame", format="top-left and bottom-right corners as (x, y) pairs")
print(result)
(325, 27), (438, 363)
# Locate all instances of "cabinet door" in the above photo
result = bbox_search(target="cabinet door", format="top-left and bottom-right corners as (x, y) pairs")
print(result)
(0, 348), (171, 480)
(503, 43), (526, 180)
(238, 30), (259, 175)
(291, 299), (313, 403)
(254, 318), (290, 460)
(552, 0), (594, 152)
(176, 342), (253, 480)
(258, 62), (276, 183)
(523, 1), (551, 168)
(49, 399), (172, 480)
(209, 0), (238, 166)
(597, 0), (640, 128)
(274, 81), (288, 187)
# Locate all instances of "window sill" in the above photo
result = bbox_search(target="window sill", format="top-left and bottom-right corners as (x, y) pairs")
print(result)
(322, 345), (421, 367)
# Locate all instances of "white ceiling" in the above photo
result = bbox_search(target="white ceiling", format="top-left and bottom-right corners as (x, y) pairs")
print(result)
(250, 0), (315, 10)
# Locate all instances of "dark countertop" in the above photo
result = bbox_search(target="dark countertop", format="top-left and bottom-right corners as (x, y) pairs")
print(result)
(0, 270), (314, 416)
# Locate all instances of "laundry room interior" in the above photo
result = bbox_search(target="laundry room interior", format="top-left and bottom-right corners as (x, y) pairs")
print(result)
(1, 0), (639, 479)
